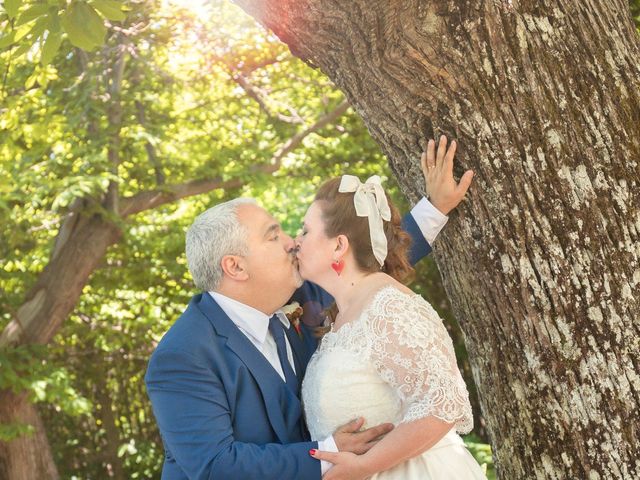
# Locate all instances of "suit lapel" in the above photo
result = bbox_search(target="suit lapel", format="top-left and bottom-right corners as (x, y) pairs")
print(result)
(196, 293), (299, 444)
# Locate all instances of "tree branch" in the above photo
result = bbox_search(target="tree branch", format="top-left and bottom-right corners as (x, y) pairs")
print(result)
(271, 99), (349, 164)
(120, 99), (350, 217)
(51, 197), (87, 261)
(232, 71), (304, 124)
(135, 99), (165, 185)
(104, 36), (127, 215)
(119, 168), (265, 217)
(238, 53), (291, 74)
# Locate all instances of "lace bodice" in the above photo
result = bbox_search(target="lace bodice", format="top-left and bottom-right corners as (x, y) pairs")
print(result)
(302, 285), (473, 440)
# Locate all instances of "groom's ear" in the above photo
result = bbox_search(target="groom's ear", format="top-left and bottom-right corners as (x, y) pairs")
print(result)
(220, 255), (249, 281)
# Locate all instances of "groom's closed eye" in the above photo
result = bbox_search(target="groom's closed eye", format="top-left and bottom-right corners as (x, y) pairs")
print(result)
(264, 224), (281, 241)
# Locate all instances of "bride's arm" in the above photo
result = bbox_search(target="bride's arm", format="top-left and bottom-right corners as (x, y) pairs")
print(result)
(311, 416), (455, 479)
(362, 415), (455, 472)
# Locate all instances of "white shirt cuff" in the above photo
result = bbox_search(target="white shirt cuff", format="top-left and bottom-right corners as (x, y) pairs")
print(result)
(318, 435), (338, 475)
(410, 197), (449, 244)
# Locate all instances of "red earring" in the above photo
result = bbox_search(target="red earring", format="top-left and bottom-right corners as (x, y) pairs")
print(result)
(331, 259), (345, 276)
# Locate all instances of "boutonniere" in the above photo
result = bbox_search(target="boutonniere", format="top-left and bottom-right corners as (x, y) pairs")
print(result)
(282, 301), (304, 338)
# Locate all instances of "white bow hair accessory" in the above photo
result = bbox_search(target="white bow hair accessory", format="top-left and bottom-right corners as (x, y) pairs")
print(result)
(338, 175), (391, 267)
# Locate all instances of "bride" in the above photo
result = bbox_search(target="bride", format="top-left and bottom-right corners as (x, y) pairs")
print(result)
(295, 146), (487, 479)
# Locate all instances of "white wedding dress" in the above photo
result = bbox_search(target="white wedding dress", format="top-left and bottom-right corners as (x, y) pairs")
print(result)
(302, 286), (487, 479)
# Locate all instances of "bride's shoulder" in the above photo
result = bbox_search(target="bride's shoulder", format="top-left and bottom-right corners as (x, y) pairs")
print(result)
(364, 281), (441, 330)
(364, 281), (420, 317)
(362, 274), (413, 298)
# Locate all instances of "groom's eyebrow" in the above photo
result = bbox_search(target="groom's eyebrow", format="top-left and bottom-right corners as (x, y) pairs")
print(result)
(263, 223), (280, 238)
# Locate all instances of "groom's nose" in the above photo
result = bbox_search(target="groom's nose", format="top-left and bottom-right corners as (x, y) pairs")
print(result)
(282, 233), (295, 251)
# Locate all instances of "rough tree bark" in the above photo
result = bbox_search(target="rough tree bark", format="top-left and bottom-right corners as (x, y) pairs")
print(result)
(0, 391), (59, 480)
(234, 1), (640, 478)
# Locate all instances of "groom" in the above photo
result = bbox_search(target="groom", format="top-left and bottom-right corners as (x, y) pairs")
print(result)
(145, 137), (473, 479)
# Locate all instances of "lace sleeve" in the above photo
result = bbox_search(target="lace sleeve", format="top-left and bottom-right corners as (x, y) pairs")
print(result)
(366, 289), (473, 433)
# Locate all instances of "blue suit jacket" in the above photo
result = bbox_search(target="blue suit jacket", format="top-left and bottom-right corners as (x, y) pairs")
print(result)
(145, 214), (431, 479)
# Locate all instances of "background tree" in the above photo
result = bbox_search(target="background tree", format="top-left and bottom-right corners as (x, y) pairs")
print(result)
(6, 0), (637, 478)
(232, 0), (640, 478)
(0, 0), (360, 477)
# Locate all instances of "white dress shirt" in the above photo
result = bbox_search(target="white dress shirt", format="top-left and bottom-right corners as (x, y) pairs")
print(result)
(207, 198), (446, 474)
(208, 291), (297, 379)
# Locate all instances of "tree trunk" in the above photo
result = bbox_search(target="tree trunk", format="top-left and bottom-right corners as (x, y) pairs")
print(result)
(0, 391), (59, 480)
(0, 213), (123, 478)
(95, 369), (126, 479)
(1, 214), (123, 348)
(234, 1), (640, 478)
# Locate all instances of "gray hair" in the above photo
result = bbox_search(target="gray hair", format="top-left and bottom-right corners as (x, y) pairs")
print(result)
(185, 198), (257, 291)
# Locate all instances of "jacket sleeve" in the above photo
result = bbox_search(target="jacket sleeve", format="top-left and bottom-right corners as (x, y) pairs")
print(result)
(145, 348), (321, 480)
(402, 211), (433, 265)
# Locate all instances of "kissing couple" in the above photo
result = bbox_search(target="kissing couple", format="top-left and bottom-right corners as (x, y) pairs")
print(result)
(145, 136), (487, 479)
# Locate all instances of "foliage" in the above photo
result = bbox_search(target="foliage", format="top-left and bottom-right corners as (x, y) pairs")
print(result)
(631, 0), (640, 28)
(0, 0), (128, 70)
(0, 346), (91, 421)
(0, 421), (34, 442)
(0, 0), (501, 477)
(465, 434), (496, 480)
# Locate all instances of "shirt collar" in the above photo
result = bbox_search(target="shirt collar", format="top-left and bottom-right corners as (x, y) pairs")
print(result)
(208, 291), (290, 344)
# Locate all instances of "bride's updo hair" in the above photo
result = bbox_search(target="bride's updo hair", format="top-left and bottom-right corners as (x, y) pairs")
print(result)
(314, 177), (414, 284)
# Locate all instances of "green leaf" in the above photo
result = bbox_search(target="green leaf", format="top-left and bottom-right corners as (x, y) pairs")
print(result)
(24, 69), (39, 89)
(0, 30), (16, 48)
(60, 2), (106, 51)
(76, 2), (108, 46)
(28, 15), (49, 41)
(11, 41), (30, 57)
(40, 30), (62, 65)
(14, 3), (49, 27)
(90, 0), (126, 22)
(47, 9), (61, 33)
(4, 0), (21, 20)
(13, 22), (32, 42)
(0, 423), (34, 442)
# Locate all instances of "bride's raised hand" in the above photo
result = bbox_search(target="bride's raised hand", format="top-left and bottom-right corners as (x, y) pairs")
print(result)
(421, 135), (474, 215)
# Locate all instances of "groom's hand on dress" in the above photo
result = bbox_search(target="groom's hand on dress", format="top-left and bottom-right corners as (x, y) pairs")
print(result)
(333, 417), (393, 455)
(421, 135), (474, 215)
(311, 450), (372, 480)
